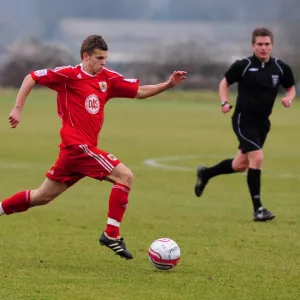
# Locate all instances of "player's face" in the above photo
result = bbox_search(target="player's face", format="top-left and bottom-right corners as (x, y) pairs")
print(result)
(83, 49), (108, 74)
(252, 36), (272, 61)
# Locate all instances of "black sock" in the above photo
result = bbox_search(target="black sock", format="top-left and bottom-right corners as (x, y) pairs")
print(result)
(203, 159), (235, 179)
(247, 168), (263, 211)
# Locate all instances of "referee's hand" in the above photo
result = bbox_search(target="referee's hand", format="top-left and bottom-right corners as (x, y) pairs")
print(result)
(281, 97), (292, 108)
(221, 103), (233, 114)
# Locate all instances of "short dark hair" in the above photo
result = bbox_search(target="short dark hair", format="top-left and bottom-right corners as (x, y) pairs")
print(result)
(80, 35), (108, 59)
(252, 28), (274, 44)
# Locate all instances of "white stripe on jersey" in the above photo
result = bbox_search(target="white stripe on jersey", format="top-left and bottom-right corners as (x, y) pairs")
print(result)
(79, 145), (114, 172)
(103, 67), (123, 77)
(242, 58), (251, 76)
(275, 58), (284, 75)
(64, 84), (75, 128)
(54, 65), (73, 72)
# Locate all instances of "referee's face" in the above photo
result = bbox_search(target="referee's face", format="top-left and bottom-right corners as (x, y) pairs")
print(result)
(252, 36), (273, 62)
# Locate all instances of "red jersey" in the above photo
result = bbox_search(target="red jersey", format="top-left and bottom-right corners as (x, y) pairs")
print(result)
(30, 64), (139, 148)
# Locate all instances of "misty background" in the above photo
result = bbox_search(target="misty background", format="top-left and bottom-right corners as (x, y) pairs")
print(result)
(0, 0), (299, 89)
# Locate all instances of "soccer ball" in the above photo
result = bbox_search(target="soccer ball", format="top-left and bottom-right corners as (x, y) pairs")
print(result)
(148, 238), (180, 270)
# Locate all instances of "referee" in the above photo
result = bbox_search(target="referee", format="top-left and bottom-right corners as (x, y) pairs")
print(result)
(194, 28), (296, 221)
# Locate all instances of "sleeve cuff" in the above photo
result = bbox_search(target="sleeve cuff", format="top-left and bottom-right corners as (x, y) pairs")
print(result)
(30, 71), (38, 81)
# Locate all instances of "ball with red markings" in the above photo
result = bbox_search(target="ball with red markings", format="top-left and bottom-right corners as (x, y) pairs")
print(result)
(148, 238), (180, 270)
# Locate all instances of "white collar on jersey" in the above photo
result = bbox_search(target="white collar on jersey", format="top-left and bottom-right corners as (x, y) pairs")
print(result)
(78, 63), (100, 77)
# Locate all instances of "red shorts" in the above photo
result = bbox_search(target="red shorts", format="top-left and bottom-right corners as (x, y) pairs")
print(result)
(46, 145), (121, 186)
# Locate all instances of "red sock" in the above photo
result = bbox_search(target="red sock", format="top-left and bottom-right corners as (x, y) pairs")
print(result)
(105, 183), (130, 238)
(1, 190), (31, 215)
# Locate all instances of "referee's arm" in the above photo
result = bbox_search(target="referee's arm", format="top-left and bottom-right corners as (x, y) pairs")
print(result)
(219, 77), (230, 105)
(280, 62), (296, 108)
(282, 86), (296, 108)
(219, 60), (246, 112)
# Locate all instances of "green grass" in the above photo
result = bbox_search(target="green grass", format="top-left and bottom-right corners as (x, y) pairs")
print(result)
(0, 89), (300, 300)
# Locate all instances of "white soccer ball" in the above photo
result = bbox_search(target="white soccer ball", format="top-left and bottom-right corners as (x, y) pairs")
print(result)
(148, 238), (180, 270)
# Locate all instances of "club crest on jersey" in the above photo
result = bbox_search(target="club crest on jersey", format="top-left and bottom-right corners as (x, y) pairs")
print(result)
(85, 94), (100, 114)
(272, 75), (279, 86)
(99, 81), (107, 92)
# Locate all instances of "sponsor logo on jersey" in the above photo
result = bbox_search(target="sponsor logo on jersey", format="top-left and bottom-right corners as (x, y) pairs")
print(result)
(272, 75), (279, 86)
(249, 68), (259, 72)
(99, 81), (107, 92)
(85, 94), (100, 114)
(107, 153), (117, 161)
(124, 78), (137, 83)
(34, 69), (48, 77)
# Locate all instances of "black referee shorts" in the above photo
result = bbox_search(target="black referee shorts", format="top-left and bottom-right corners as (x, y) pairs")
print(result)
(232, 113), (271, 153)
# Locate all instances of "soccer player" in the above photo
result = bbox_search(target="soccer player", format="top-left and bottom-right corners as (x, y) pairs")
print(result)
(194, 28), (296, 222)
(0, 35), (187, 260)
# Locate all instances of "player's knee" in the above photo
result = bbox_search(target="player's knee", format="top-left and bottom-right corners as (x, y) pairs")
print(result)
(232, 160), (248, 172)
(118, 169), (134, 187)
(255, 154), (264, 166)
(249, 151), (264, 168)
(234, 164), (248, 172)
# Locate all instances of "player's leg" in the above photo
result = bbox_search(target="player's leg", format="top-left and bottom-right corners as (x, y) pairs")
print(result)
(0, 147), (82, 217)
(99, 163), (134, 259)
(74, 145), (133, 259)
(103, 163), (133, 237)
(194, 159), (235, 197)
(194, 115), (248, 197)
(30, 178), (68, 206)
(0, 178), (67, 216)
(239, 118), (274, 221)
(194, 150), (248, 197)
(232, 150), (249, 171)
(248, 149), (275, 221)
(246, 149), (264, 213)
(246, 120), (274, 221)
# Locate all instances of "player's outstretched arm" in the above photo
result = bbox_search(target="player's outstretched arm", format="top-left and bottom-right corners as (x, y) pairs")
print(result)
(135, 71), (187, 99)
(9, 74), (36, 128)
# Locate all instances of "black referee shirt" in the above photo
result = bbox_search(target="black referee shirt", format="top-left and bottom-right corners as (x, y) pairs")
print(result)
(225, 55), (295, 117)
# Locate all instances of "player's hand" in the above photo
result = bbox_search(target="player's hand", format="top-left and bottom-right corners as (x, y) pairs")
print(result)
(281, 97), (292, 108)
(167, 71), (187, 87)
(8, 107), (21, 128)
(221, 103), (233, 114)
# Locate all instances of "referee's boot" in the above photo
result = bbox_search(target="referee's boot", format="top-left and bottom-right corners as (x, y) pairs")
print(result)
(99, 232), (133, 260)
(194, 166), (209, 197)
(253, 207), (275, 222)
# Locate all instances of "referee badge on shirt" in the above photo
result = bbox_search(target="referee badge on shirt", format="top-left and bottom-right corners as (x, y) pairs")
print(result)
(271, 75), (279, 86)
(99, 81), (107, 92)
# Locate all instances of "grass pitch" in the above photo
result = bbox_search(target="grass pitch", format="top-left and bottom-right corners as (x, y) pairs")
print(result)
(0, 89), (299, 300)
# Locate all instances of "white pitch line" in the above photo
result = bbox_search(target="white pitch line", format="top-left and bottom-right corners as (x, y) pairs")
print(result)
(143, 154), (300, 179)
(144, 154), (224, 172)
(1, 157), (299, 180)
